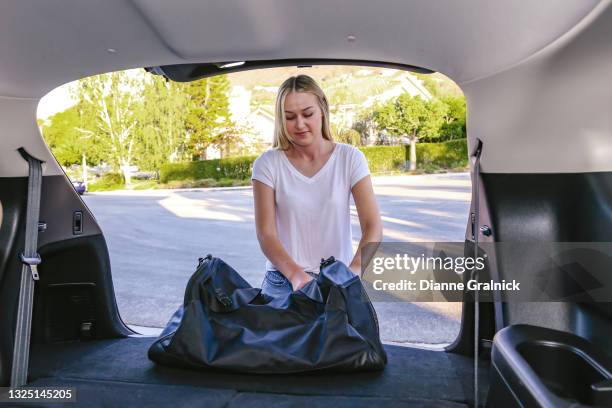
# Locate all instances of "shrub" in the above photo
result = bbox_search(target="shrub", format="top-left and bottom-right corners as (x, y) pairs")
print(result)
(417, 139), (467, 169)
(87, 172), (125, 192)
(158, 178), (251, 189)
(160, 178), (217, 189)
(358, 146), (405, 173)
(131, 180), (159, 190)
(159, 140), (467, 184)
(335, 128), (362, 146)
(232, 179), (251, 187)
(216, 178), (235, 187)
(191, 178), (218, 188)
(160, 155), (257, 183)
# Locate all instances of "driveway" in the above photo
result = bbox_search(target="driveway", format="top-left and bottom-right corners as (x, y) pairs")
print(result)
(83, 172), (471, 346)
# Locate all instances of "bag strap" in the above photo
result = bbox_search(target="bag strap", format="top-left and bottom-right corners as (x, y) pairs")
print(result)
(10, 148), (44, 387)
(470, 139), (483, 407)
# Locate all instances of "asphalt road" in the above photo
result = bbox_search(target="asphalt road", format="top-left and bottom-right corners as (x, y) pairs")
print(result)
(83, 172), (471, 346)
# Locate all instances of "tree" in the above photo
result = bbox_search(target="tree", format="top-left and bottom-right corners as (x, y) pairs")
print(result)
(420, 98), (448, 141)
(214, 124), (249, 158)
(182, 75), (233, 160)
(75, 71), (142, 185)
(42, 105), (86, 166)
(373, 93), (447, 170)
(136, 76), (188, 177)
(439, 96), (466, 140)
(41, 102), (104, 185)
(331, 123), (362, 146)
(352, 109), (378, 145)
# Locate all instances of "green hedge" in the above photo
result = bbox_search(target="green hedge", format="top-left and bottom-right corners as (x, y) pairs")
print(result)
(160, 155), (257, 183)
(357, 140), (467, 172)
(417, 139), (468, 169)
(87, 172), (125, 192)
(160, 140), (467, 183)
(358, 146), (405, 173)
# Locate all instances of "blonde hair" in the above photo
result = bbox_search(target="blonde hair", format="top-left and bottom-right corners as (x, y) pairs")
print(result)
(273, 75), (333, 150)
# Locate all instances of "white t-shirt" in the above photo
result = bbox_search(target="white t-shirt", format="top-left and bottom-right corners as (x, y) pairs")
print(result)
(251, 143), (370, 273)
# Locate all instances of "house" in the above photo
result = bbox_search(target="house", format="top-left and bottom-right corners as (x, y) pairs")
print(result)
(362, 72), (432, 109)
(206, 70), (433, 157)
(206, 86), (275, 158)
(331, 72), (432, 144)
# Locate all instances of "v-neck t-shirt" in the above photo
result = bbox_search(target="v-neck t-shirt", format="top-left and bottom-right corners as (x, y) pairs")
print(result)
(251, 143), (370, 273)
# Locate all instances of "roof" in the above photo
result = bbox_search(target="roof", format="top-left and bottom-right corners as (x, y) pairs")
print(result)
(0, 1), (600, 98)
(0, 0), (611, 176)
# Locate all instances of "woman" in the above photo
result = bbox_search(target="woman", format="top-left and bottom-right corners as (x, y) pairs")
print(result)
(251, 74), (382, 297)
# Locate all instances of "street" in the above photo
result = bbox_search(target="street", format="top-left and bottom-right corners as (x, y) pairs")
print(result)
(83, 172), (471, 346)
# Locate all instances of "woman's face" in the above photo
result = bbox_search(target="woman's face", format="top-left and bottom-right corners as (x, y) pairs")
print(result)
(283, 91), (323, 147)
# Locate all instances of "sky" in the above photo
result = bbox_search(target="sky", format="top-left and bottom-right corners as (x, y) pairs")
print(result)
(36, 67), (458, 121)
(37, 68), (159, 120)
(37, 82), (76, 120)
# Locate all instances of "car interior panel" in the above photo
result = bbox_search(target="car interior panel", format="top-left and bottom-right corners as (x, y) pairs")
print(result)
(1, 1), (611, 406)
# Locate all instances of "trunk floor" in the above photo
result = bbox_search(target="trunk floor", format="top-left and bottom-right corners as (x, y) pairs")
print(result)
(23, 336), (488, 407)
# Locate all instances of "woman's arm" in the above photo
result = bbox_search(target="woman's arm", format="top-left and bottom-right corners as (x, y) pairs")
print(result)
(252, 180), (313, 290)
(349, 176), (383, 276)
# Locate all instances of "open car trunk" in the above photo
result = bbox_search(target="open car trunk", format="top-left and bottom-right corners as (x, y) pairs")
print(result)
(26, 335), (486, 407)
(0, 175), (487, 407)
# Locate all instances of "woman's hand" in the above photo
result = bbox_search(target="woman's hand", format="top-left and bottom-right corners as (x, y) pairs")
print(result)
(289, 270), (314, 291)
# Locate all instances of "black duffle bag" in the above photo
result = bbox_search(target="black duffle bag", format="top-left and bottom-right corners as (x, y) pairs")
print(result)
(147, 255), (387, 373)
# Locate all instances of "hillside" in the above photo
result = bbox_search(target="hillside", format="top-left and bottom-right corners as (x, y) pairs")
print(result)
(227, 65), (462, 108)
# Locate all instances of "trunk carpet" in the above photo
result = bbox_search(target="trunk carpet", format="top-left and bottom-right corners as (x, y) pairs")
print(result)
(25, 336), (485, 407)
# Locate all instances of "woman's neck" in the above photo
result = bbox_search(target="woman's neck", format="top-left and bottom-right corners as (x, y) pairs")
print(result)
(288, 139), (333, 161)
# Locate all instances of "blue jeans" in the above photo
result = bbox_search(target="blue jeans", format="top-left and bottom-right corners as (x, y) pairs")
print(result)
(261, 270), (318, 298)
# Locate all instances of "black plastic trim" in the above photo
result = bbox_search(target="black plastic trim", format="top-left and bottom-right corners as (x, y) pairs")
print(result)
(145, 58), (433, 82)
(488, 325), (612, 407)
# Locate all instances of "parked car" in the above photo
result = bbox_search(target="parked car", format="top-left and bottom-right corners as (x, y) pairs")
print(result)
(1, 1), (611, 407)
(71, 180), (86, 195)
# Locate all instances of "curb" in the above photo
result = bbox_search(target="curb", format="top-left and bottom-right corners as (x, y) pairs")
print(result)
(86, 172), (469, 195)
(88, 185), (252, 195)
